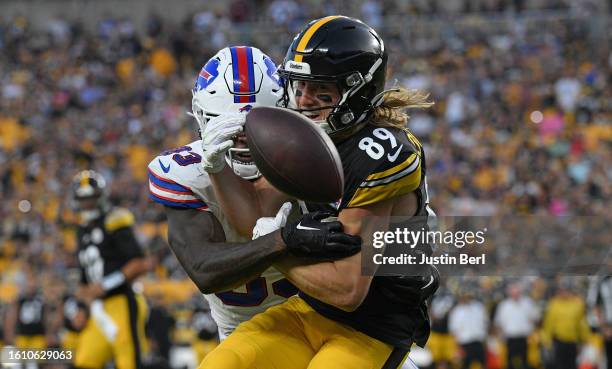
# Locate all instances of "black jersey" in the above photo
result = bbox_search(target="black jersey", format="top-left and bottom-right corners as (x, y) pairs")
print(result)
(301, 124), (439, 350)
(16, 294), (46, 336)
(77, 207), (143, 297)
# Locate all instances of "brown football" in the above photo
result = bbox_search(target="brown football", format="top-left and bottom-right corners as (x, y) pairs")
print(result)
(245, 106), (344, 203)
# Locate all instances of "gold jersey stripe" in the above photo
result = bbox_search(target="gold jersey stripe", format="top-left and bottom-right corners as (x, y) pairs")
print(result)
(361, 156), (420, 188)
(347, 161), (421, 208)
(294, 16), (342, 62)
(365, 153), (418, 182)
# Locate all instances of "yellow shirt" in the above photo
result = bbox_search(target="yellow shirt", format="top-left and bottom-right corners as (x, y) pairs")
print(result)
(542, 295), (590, 344)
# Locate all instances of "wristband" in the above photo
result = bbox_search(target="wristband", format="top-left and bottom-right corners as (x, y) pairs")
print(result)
(101, 271), (126, 291)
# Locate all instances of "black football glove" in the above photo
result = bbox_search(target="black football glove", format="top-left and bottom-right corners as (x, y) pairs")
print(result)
(281, 211), (362, 260)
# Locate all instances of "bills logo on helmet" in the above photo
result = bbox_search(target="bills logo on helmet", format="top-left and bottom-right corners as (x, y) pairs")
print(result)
(195, 58), (220, 91)
(263, 56), (281, 87)
(239, 104), (253, 113)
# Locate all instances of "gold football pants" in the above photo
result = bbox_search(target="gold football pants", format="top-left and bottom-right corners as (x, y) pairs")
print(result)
(74, 293), (148, 369)
(199, 296), (409, 369)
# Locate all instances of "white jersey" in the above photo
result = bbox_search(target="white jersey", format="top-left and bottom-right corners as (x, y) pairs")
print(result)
(148, 140), (297, 337)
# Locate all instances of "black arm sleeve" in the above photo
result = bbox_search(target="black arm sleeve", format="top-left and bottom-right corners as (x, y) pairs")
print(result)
(164, 206), (286, 294)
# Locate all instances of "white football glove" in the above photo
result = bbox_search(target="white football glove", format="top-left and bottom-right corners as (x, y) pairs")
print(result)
(200, 113), (246, 173)
(252, 202), (293, 240)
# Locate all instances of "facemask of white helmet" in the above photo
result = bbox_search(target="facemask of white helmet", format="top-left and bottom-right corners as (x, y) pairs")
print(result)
(190, 46), (283, 180)
(226, 147), (260, 180)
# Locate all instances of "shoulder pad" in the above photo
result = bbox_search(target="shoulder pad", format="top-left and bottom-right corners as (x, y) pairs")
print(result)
(147, 147), (210, 211)
(104, 208), (135, 232)
(341, 126), (423, 209)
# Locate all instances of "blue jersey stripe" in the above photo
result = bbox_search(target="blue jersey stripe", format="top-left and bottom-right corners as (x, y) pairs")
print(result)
(148, 171), (192, 194)
(149, 194), (207, 209)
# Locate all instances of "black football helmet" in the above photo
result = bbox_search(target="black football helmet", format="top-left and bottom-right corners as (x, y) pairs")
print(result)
(278, 16), (388, 138)
(71, 170), (109, 222)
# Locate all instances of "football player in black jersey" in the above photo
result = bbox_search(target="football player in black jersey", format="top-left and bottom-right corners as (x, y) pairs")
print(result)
(70, 170), (151, 369)
(199, 15), (439, 369)
(4, 273), (50, 350)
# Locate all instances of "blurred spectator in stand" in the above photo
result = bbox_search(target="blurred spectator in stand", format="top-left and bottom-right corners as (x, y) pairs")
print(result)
(555, 69), (582, 114)
(361, 0), (383, 29)
(268, 0), (300, 26)
(229, 0), (253, 23)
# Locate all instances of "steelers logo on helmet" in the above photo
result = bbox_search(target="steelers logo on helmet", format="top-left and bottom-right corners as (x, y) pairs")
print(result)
(278, 16), (389, 140)
(71, 170), (109, 223)
(191, 46), (283, 180)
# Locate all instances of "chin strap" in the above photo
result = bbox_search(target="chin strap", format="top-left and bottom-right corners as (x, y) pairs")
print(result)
(371, 87), (401, 108)
(328, 87), (397, 134)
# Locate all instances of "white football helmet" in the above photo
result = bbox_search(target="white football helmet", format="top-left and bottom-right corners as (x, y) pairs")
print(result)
(192, 46), (283, 180)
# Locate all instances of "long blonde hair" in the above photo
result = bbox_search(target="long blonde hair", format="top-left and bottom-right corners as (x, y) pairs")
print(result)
(369, 87), (434, 128)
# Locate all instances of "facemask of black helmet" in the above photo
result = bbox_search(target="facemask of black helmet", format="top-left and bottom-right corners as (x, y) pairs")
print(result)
(71, 170), (109, 224)
(277, 16), (389, 139)
(279, 64), (386, 136)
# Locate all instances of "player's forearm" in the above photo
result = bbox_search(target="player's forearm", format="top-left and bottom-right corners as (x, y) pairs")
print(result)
(210, 169), (290, 236)
(275, 254), (371, 311)
(121, 257), (151, 282)
(168, 228), (286, 294)
(209, 167), (262, 236)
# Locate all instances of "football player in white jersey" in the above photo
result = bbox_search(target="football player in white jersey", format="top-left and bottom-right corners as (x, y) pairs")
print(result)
(147, 46), (360, 339)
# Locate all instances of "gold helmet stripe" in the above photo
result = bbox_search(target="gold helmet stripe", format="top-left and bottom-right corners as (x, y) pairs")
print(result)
(80, 172), (90, 187)
(294, 15), (342, 62)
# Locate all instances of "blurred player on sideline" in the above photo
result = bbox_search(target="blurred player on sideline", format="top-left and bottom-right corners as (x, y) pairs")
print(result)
(71, 170), (151, 369)
(4, 272), (51, 350)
